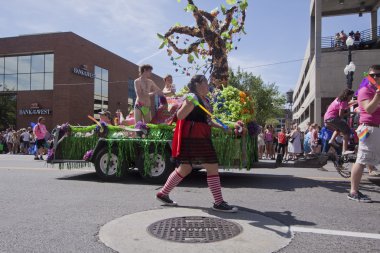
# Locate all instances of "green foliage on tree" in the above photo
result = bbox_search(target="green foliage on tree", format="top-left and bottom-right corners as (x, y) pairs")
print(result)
(158, 0), (248, 88)
(228, 68), (286, 126)
(0, 94), (17, 130)
(265, 118), (280, 127)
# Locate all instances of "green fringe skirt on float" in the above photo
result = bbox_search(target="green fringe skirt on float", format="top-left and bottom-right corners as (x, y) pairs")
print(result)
(55, 124), (258, 172)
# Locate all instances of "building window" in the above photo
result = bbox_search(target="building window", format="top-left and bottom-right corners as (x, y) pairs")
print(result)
(305, 82), (310, 97)
(128, 79), (136, 108)
(0, 54), (54, 92)
(94, 66), (109, 118)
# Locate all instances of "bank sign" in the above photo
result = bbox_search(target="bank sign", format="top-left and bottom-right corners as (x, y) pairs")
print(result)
(72, 64), (95, 78)
(19, 108), (52, 115)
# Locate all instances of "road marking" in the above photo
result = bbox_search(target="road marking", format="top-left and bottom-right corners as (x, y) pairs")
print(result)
(304, 176), (350, 181)
(291, 226), (380, 239)
(0, 166), (93, 172)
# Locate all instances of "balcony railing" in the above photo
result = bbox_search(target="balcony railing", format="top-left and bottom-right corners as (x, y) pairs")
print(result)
(321, 26), (380, 50)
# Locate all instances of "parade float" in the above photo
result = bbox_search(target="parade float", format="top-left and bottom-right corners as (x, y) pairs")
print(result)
(48, 0), (260, 182)
(48, 86), (260, 183)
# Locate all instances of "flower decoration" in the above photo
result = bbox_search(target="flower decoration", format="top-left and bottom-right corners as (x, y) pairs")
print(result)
(210, 86), (255, 123)
(135, 121), (149, 138)
(47, 148), (54, 161)
(135, 121), (148, 131)
(57, 122), (70, 138)
(83, 150), (94, 161)
(234, 120), (245, 136)
(247, 121), (261, 137)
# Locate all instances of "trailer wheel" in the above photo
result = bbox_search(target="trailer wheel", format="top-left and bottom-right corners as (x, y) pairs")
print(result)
(94, 148), (121, 181)
(137, 146), (174, 184)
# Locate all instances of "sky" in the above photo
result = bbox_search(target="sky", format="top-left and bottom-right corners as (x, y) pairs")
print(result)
(0, 0), (378, 94)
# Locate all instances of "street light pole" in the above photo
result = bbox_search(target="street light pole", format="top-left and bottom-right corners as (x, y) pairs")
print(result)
(345, 37), (355, 89)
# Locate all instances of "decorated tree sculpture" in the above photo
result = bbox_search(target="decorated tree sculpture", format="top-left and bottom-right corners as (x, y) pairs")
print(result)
(158, 0), (248, 88)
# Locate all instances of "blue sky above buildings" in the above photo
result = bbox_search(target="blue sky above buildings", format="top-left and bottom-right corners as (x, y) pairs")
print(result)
(0, 0), (377, 94)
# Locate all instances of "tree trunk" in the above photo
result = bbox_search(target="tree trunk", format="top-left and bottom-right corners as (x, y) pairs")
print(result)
(210, 39), (229, 88)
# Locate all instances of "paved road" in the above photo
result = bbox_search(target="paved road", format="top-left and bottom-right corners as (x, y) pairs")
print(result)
(0, 155), (379, 253)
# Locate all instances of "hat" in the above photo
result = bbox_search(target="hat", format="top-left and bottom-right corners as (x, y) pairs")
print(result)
(99, 111), (111, 118)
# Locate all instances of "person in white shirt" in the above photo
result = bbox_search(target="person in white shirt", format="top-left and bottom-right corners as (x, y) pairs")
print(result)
(20, 129), (31, 154)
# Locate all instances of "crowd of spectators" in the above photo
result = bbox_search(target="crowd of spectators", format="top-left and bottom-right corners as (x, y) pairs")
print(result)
(0, 127), (35, 155)
(257, 121), (356, 163)
(0, 117), (50, 160)
(334, 30), (362, 48)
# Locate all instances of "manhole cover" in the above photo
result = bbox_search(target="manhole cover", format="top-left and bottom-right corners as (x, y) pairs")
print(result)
(147, 216), (243, 243)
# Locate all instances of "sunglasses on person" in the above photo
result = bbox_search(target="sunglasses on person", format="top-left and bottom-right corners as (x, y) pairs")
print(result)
(369, 73), (380, 78)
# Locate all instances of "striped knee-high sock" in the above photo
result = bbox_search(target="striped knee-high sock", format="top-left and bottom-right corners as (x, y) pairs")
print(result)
(207, 175), (224, 205)
(158, 170), (184, 196)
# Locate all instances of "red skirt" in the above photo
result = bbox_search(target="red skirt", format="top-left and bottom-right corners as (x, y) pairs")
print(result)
(172, 120), (218, 164)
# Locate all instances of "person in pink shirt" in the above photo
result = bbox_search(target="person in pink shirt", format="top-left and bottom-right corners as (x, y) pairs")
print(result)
(348, 65), (380, 203)
(33, 117), (48, 160)
(324, 88), (357, 155)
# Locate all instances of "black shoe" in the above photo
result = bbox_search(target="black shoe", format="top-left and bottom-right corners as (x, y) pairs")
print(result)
(212, 201), (238, 213)
(347, 191), (372, 203)
(156, 193), (178, 206)
(34, 157), (39, 160)
(39, 156), (44, 160)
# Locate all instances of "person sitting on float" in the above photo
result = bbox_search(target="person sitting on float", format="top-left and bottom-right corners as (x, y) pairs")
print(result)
(123, 110), (136, 126)
(162, 74), (176, 97)
(99, 111), (113, 125)
(151, 96), (173, 124)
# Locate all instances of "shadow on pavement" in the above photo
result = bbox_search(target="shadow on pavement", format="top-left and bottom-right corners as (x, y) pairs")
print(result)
(158, 204), (315, 238)
(57, 169), (380, 195)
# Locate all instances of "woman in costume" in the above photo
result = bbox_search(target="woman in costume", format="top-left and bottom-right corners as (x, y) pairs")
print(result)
(156, 75), (238, 213)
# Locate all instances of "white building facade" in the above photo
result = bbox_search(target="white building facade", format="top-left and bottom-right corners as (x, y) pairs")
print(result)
(293, 0), (380, 131)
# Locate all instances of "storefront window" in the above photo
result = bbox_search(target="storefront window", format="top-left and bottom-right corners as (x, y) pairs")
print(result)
(18, 56), (31, 74)
(45, 73), (53, 90)
(45, 54), (54, 72)
(128, 79), (136, 106)
(101, 69), (108, 81)
(18, 74), (31, 91)
(94, 66), (109, 117)
(0, 58), (4, 74)
(4, 57), (17, 74)
(102, 81), (108, 108)
(0, 74), (4, 91)
(0, 54), (54, 92)
(4, 74), (17, 91)
(31, 73), (44, 90)
(95, 67), (102, 79)
(31, 55), (44, 73)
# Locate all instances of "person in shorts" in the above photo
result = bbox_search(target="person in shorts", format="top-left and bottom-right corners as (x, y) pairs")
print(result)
(348, 65), (380, 202)
(324, 89), (357, 155)
(33, 117), (48, 160)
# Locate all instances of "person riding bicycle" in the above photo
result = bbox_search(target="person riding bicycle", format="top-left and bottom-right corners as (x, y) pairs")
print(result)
(324, 88), (357, 155)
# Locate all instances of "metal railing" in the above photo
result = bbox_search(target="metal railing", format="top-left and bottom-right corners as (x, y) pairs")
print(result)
(321, 26), (380, 49)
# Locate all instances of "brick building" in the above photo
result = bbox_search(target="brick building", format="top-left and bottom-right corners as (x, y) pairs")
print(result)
(0, 32), (164, 130)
